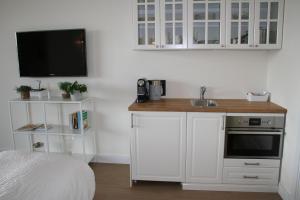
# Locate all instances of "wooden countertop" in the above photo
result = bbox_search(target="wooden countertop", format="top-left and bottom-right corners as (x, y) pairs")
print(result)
(128, 98), (287, 113)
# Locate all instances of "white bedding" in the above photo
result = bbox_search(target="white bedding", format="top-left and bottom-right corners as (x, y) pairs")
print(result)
(0, 151), (95, 200)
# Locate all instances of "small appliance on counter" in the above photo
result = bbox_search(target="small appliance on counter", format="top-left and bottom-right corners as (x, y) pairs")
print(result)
(149, 80), (166, 101)
(136, 78), (166, 103)
(136, 78), (149, 103)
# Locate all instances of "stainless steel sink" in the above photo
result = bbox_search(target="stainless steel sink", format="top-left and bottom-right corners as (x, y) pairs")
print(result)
(191, 99), (218, 107)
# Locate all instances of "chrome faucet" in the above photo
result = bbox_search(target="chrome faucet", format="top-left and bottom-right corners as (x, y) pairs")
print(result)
(200, 86), (207, 100)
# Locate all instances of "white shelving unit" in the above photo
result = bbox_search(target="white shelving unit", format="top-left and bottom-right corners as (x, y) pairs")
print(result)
(8, 97), (96, 163)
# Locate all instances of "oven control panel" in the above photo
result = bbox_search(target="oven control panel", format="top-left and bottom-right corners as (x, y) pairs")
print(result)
(227, 116), (285, 128)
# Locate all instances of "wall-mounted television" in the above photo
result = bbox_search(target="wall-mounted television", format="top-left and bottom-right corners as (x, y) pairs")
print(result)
(16, 29), (87, 77)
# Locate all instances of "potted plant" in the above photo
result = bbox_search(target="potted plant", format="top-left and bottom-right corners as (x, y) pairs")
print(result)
(58, 82), (72, 99)
(16, 85), (32, 99)
(69, 81), (87, 101)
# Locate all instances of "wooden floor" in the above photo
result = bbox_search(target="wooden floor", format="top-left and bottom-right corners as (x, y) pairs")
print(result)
(90, 163), (282, 200)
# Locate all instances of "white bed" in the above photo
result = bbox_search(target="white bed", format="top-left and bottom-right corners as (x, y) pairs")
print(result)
(0, 151), (95, 200)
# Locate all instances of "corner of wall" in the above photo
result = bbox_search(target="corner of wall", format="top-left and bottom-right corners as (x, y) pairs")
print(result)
(279, 182), (293, 200)
(265, 51), (276, 91)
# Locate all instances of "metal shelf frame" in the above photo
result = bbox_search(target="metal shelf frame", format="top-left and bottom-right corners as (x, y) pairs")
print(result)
(8, 97), (96, 163)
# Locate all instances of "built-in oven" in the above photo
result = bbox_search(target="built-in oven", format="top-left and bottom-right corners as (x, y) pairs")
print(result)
(224, 115), (285, 159)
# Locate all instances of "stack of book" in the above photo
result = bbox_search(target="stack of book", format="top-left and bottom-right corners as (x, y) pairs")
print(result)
(69, 110), (88, 130)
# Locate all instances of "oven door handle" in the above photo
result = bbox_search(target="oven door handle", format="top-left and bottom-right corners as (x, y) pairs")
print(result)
(226, 131), (283, 135)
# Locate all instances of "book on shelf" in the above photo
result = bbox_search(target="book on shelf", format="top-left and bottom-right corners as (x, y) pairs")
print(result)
(69, 110), (88, 131)
(16, 124), (52, 131)
(16, 124), (43, 131)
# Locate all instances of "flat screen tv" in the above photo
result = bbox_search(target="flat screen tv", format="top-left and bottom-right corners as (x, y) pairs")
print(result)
(16, 29), (87, 77)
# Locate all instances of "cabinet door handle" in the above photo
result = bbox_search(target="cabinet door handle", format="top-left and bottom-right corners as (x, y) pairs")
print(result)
(221, 44), (225, 48)
(255, 45), (259, 47)
(161, 45), (165, 48)
(222, 115), (226, 131)
(243, 175), (259, 179)
(131, 113), (134, 128)
(249, 44), (253, 47)
(156, 45), (160, 48)
(244, 162), (260, 166)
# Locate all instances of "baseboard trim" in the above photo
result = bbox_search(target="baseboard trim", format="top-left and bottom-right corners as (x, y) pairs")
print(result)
(182, 183), (278, 193)
(92, 154), (130, 164)
(278, 182), (292, 200)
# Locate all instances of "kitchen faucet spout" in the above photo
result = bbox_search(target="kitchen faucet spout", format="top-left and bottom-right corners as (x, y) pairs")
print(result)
(200, 86), (207, 100)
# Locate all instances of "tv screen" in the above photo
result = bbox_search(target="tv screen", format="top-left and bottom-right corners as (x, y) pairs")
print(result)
(16, 29), (87, 77)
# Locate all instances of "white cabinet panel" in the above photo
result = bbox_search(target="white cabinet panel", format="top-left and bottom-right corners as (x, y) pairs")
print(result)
(226, 0), (255, 48)
(133, 0), (161, 49)
(131, 112), (186, 182)
(160, 0), (188, 48)
(223, 167), (279, 185)
(224, 159), (281, 168)
(254, 0), (284, 49)
(186, 113), (226, 183)
(187, 0), (226, 49)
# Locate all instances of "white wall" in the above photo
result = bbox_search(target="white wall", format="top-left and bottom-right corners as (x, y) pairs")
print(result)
(267, 0), (300, 199)
(0, 0), (269, 156)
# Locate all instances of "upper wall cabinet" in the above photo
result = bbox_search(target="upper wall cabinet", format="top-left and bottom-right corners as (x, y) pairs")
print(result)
(133, 0), (188, 49)
(134, 0), (161, 49)
(133, 0), (284, 50)
(188, 0), (226, 49)
(160, 0), (188, 49)
(226, 0), (255, 48)
(254, 0), (284, 49)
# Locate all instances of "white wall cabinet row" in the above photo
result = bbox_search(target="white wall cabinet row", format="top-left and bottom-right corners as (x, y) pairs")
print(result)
(133, 0), (284, 49)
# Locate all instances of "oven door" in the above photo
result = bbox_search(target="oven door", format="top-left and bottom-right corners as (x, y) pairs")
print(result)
(225, 130), (283, 159)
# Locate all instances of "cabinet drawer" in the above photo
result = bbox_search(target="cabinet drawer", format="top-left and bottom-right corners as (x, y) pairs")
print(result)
(224, 159), (280, 168)
(223, 167), (279, 185)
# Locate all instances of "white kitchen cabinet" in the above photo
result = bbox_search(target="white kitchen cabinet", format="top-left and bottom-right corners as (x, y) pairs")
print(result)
(160, 0), (188, 49)
(130, 112), (187, 182)
(254, 0), (284, 49)
(133, 0), (284, 50)
(226, 0), (255, 48)
(226, 0), (284, 49)
(223, 167), (279, 185)
(188, 0), (226, 49)
(133, 0), (188, 49)
(133, 0), (161, 49)
(223, 159), (280, 185)
(186, 113), (226, 183)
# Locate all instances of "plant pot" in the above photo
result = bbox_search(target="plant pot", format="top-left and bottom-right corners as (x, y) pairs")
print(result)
(20, 91), (30, 99)
(70, 91), (82, 101)
(62, 93), (71, 99)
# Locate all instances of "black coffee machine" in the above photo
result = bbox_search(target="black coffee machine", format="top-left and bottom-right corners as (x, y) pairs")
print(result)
(136, 78), (149, 103)
(136, 78), (166, 103)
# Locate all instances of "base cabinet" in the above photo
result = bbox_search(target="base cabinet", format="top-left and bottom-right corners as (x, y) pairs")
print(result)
(130, 112), (187, 182)
(223, 158), (280, 185)
(186, 113), (226, 183)
(129, 111), (282, 192)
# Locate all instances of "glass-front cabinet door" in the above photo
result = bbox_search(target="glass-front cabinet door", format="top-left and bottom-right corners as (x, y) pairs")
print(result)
(134, 0), (161, 49)
(188, 0), (226, 48)
(160, 0), (188, 48)
(254, 0), (284, 49)
(226, 0), (254, 48)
